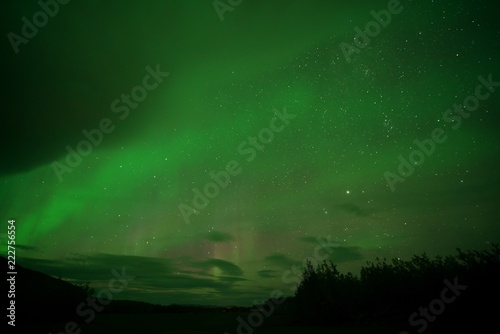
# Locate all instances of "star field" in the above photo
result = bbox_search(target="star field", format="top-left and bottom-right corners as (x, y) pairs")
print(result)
(1, 0), (499, 305)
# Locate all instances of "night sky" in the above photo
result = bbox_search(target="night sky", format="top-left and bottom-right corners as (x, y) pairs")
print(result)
(1, 0), (499, 306)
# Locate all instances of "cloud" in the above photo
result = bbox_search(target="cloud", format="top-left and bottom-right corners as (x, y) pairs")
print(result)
(264, 253), (300, 268)
(17, 253), (246, 302)
(13, 244), (39, 252)
(290, 238), (365, 265)
(218, 276), (248, 283)
(205, 231), (234, 243)
(191, 258), (243, 276)
(327, 246), (364, 263)
(297, 236), (318, 244)
(337, 203), (367, 217)
(18, 253), (174, 281)
(257, 269), (278, 278)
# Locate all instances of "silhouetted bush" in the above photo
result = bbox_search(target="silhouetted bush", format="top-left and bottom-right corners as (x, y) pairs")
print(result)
(289, 244), (500, 327)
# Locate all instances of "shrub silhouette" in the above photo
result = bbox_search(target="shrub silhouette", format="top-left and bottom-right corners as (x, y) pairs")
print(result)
(289, 244), (500, 326)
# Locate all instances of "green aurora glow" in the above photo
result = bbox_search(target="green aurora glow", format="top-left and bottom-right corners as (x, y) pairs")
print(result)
(1, 0), (499, 305)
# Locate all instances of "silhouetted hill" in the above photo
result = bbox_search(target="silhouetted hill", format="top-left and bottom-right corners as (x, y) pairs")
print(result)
(2, 257), (249, 327)
(102, 300), (249, 314)
(7, 245), (499, 332)
(2, 256), (89, 325)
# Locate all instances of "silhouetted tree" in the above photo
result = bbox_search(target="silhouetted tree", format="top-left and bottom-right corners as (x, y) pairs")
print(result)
(289, 244), (500, 327)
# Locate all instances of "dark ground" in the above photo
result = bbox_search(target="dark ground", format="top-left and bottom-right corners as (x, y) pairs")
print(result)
(17, 312), (482, 334)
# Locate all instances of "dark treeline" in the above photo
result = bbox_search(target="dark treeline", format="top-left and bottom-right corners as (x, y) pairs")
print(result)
(287, 244), (500, 328)
(8, 244), (500, 331)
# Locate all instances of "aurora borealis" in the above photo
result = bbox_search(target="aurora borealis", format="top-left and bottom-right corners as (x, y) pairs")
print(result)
(1, 0), (500, 306)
